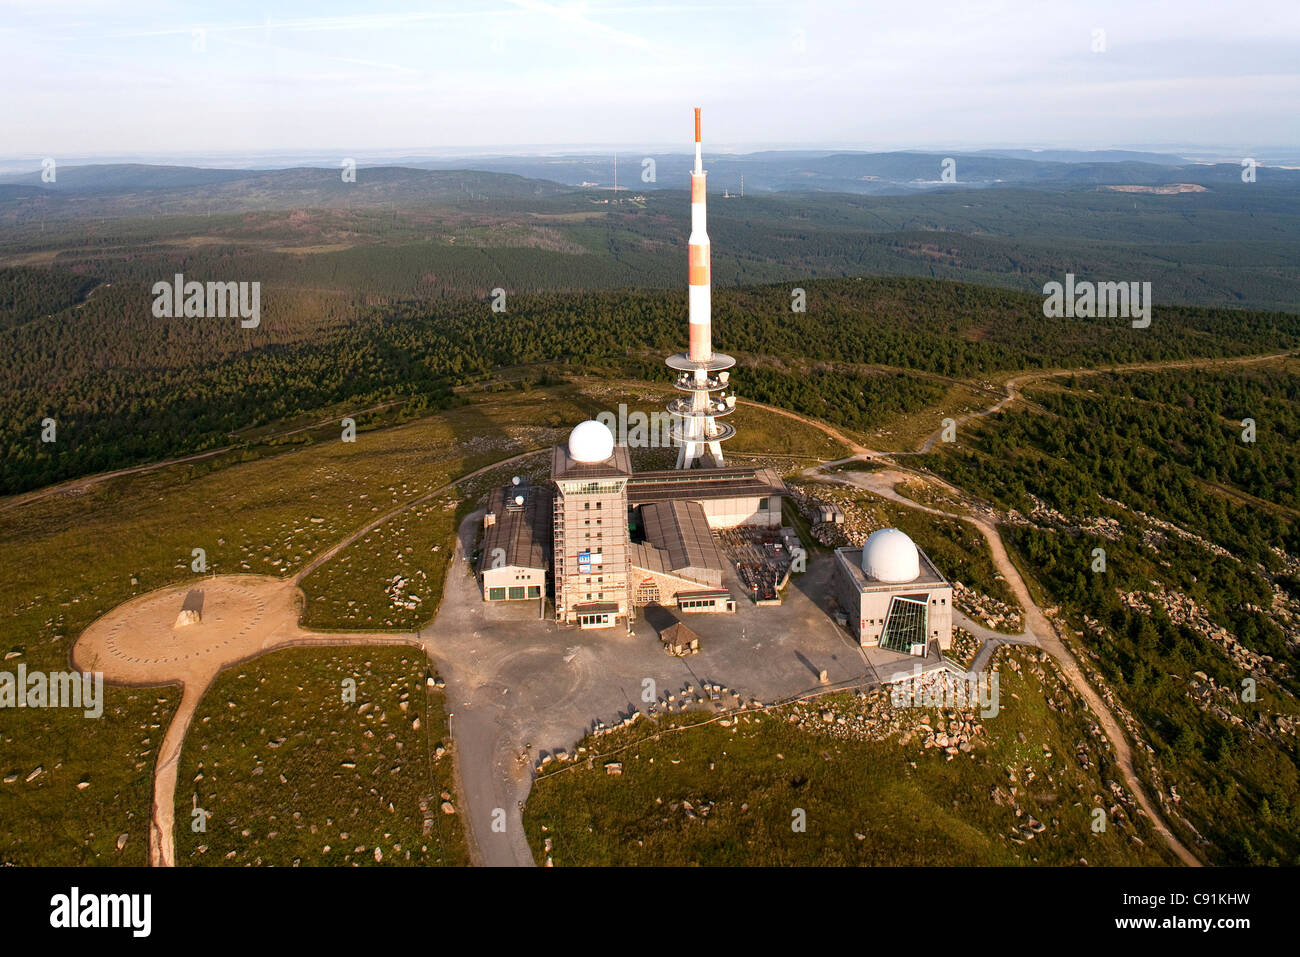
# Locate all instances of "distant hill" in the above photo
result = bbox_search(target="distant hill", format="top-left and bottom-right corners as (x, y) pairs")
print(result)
(401, 150), (1298, 196)
(0, 165), (569, 220)
(971, 148), (1189, 165)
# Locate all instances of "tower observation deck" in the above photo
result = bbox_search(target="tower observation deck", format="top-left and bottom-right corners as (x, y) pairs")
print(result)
(668, 108), (736, 469)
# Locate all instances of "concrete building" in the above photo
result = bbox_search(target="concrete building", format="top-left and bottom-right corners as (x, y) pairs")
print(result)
(551, 421), (634, 629)
(630, 498), (734, 612)
(477, 481), (552, 603)
(627, 466), (784, 528)
(535, 420), (790, 625)
(833, 528), (953, 654)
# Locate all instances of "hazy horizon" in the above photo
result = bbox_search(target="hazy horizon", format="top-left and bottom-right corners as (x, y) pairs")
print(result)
(4, 0), (1297, 158)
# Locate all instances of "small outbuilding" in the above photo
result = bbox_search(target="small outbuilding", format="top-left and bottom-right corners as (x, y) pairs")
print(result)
(658, 620), (701, 657)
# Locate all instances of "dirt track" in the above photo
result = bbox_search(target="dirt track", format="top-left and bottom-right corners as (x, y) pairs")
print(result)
(64, 351), (1295, 867)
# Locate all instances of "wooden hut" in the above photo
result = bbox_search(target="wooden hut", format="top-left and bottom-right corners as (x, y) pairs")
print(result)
(659, 621), (701, 657)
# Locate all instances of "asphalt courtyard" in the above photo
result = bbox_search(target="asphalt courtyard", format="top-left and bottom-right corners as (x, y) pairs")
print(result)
(420, 510), (935, 867)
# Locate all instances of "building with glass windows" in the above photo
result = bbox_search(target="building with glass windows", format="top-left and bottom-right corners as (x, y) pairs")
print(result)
(477, 481), (552, 604)
(477, 419), (789, 630)
(551, 421), (636, 629)
(832, 528), (953, 654)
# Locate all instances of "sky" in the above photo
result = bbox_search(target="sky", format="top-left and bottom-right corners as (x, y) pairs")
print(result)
(3, 0), (1298, 159)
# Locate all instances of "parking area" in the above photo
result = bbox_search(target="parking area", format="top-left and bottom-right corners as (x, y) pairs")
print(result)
(421, 511), (950, 866)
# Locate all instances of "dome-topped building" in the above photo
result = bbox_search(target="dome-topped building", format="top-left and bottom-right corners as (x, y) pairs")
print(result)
(568, 420), (615, 463)
(861, 528), (921, 583)
(833, 527), (952, 656)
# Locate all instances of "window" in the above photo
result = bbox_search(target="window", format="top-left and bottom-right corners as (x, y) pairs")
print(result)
(508, 586), (525, 600)
(488, 587), (505, 601)
(527, 585), (541, 598)
(880, 596), (929, 653)
(679, 598), (716, 611)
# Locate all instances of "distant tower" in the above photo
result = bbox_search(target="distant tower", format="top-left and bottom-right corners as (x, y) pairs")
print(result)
(667, 108), (736, 469)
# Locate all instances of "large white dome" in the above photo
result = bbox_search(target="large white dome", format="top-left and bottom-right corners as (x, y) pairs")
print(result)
(568, 420), (615, 463)
(861, 528), (920, 583)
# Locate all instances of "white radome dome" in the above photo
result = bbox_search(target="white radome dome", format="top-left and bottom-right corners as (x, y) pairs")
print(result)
(862, 528), (920, 583)
(568, 420), (615, 463)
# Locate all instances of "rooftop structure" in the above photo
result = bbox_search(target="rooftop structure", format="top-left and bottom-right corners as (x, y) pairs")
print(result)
(639, 499), (725, 586)
(862, 527), (921, 583)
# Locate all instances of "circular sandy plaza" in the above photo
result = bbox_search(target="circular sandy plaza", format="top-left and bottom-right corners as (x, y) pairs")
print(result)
(73, 575), (314, 686)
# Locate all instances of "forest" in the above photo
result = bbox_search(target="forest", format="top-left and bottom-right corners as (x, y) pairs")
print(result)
(929, 364), (1300, 865)
(4, 263), (1300, 494)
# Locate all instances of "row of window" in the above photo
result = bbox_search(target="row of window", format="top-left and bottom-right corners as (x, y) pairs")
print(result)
(679, 598), (717, 610)
(487, 586), (542, 601)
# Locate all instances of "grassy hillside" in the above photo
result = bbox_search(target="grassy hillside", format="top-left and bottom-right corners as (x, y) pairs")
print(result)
(928, 359), (1300, 864)
(525, 646), (1175, 866)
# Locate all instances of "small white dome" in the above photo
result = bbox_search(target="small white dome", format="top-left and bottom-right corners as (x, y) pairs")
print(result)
(568, 420), (615, 463)
(862, 528), (920, 583)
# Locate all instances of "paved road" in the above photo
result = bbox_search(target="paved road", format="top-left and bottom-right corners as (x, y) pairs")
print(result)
(808, 460), (1202, 866)
(420, 509), (932, 867)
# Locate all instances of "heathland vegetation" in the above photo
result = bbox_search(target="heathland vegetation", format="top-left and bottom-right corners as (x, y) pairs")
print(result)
(525, 646), (1175, 866)
(930, 361), (1300, 864)
(4, 174), (1300, 868)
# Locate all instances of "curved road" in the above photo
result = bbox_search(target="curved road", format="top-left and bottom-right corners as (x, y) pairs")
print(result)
(63, 352), (1294, 867)
(771, 356), (1296, 865)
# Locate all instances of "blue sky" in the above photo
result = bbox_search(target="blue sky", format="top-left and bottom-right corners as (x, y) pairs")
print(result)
(3, 0), (1297, 157)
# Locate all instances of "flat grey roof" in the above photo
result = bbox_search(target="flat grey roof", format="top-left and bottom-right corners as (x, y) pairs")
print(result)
(551, 443), (633, 482)
(573, 601), (619, 615)
(627, 466), (786, 505)
(478, 485), (553, 574)
(835, 545), (949, 592)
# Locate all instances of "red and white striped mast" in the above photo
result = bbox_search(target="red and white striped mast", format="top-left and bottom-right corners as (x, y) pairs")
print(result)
(668, 107), (736, 469)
